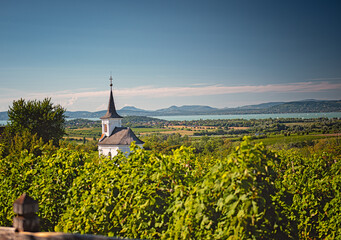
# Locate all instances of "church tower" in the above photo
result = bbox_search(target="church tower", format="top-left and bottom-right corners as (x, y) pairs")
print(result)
(98, 76), (144, 157)
(100, 76), (123, 137)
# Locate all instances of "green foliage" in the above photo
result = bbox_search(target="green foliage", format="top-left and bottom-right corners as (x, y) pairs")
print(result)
(274, 142), (341, 239)
(6, 98), (65, 146)
(0, 147), (89, 230)
(165, 137), (287, 239)
(143, 133), (233, 157)
(65, 127), (102, 139)
(65, 118), (101, 128)
(0, 137), (340, 239)
(56, 144), (203, 238)
(122, 115), (167, 128)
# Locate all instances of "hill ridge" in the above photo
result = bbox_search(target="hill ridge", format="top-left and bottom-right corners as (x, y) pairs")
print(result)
(0, 100), (340, 120)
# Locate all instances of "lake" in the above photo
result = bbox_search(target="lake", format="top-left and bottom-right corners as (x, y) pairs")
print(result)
(152, 112), (341, 121)
(0, 112), (340, 125)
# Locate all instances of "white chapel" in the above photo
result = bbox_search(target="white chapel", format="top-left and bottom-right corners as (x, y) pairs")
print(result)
(98, 76), (144, 157)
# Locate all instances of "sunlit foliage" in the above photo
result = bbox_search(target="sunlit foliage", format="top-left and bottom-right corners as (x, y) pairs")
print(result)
(0, 137), (340, 239)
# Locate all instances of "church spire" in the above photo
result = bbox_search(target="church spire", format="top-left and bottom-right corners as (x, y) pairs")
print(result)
(100, 75), (123, 119)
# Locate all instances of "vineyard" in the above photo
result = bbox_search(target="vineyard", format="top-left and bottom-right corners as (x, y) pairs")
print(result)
(0, 135), (340, 239)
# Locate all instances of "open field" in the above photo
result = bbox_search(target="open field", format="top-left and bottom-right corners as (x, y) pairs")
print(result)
(65, 125), (340, 149)
(253, 133), (340, 146)
(284, 122), (314, 127)
(132, 127), (171, 134)
(140, 129), (195, 136)
(168, 125), (217, 130)
(64, 117), (341, 148)
(63, 136), (95, 141)
(65, 127), (102, 139)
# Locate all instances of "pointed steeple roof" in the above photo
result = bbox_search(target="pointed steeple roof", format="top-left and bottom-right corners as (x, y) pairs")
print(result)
(100, 76), (123, 119)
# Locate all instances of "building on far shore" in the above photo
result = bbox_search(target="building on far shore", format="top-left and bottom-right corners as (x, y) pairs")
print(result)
(98, 76), (144, 157)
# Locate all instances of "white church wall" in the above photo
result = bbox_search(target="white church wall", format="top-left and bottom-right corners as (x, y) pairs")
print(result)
(108, 119), (122, 133)
(101, 118), (122, 136)
(99, 146), (119, 157)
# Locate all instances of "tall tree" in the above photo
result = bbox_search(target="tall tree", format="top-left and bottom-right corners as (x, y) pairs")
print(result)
(6, 98), (66, 146)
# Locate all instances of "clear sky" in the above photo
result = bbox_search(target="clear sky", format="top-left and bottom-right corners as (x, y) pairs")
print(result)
(1, 0), (340, 112)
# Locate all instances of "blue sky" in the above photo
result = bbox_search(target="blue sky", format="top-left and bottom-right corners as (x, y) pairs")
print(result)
(1, 0), (340, 111)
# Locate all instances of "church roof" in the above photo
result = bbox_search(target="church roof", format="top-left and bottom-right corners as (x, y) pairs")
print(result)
(98, 127), (144, 146)
(100, 77), (123, 119)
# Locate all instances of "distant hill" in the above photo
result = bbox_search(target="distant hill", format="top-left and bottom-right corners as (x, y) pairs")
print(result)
(0, 100), (340, 120)
(154, 105), (217, 115)
(65, 110), (106, 119)
(120, 106), (148, 112)
(237, 102), (285, 109)
(62, 100), (341, 117)
(264, 100), (341, 113)
(119, 106), (151, 116)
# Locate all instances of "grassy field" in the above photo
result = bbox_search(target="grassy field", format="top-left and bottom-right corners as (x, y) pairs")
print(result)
(66, 125), (340, 139)
(66, 126), (215, 138)
(65, 127), (102, 139)
(64, 117), (340, 150)
(132, 127), (172, 134)
(253, 133), (340, 147)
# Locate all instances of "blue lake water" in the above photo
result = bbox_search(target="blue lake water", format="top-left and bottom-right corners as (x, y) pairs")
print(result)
(0, 112), (340, 125)
(152, 112), (341, 121)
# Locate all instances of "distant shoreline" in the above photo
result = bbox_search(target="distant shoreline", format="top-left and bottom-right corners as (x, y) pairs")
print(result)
(60, 112), (341, 121)
(1, 112), (341, 126)
(151, 112), (341, 121)
(1, 99), (340, 121)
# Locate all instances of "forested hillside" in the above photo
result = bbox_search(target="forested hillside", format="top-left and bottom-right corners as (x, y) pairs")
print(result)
(265, 100), (341, 113)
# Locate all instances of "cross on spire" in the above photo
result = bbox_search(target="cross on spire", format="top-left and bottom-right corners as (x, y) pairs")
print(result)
(110, 75), (113, 87)
(100, 75), (122, 119)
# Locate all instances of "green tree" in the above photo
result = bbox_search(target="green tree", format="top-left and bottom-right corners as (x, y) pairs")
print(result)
(6, 98), (65, 146)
